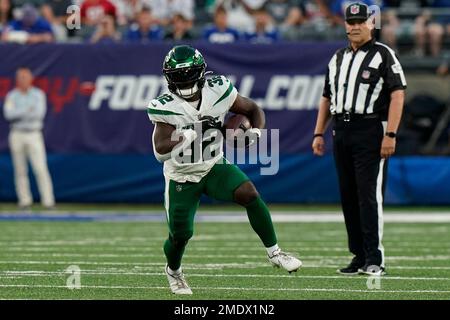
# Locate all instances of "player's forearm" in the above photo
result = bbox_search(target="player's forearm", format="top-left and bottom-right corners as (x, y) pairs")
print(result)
(314, 97), (332, 135)
(154, 136), (183, 154)
(153, 129), (197, 163)
(386, 90), (405, 133)
(230, 95), (265, 129)
(249, 105), (266, 129)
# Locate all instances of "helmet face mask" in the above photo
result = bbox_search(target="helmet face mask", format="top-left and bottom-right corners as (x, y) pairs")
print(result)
(163, 45), (207, 99)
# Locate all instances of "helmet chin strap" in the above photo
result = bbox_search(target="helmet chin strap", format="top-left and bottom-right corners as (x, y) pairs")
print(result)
(177, 83), (199, 99)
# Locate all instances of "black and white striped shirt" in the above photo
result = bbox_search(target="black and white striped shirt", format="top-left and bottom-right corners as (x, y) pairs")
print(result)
(322, 38), (407, 120)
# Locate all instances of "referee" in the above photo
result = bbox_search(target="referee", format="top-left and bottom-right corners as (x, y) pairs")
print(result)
(312, 2), (406, 276)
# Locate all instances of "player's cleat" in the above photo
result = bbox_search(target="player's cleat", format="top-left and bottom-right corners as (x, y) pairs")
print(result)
(358, 264), (386, 276)
(165, 264), (193, 295)
(268, 249), (302, 273)
(336, 258), (365, 275)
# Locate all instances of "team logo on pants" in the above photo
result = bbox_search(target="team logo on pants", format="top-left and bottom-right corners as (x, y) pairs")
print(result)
(176, 185), (183, 192)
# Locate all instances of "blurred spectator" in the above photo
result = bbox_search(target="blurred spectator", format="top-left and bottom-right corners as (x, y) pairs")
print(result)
(40, 0), (73, 41)
(125, 7), (163, 42)
(203, 5), (240, 43)
(381, 8), (400, 52)
(164, 12), (193, 40)
(90, 14), (120, 43)
(149, 0), (194, 26)
(1, 4), (54, 43)
(266, 0), (306, 30)
(112, 0), (153, 25)
(414, 0), (450, 57)
(437, 54), (450, 75)
(285, 0), (333, 40)
(11, 0), (45, 6)
(244, 6), (279, 43)
(41, 0), (72, 22)
(10, 0), (45, 16)
(0, 0), (13, 34)
(81, 0), (117, 26)
(380, 0), (432, 54)
(218, 0), (266, 31)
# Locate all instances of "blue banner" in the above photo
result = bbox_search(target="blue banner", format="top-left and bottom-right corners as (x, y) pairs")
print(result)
(1, 42), (449, 204)
(0, 42), (343, 154)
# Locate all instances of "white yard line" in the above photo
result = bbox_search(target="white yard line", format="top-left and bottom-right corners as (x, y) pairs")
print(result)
(2, 253), (450, 261)
(1, 211), (450, 223)
(1, 271), (449, 282)
(0, 237), (448, 246)
(0, 260), (450, 270)
(2, 248), (450, 254)
(200, 213), (450, 223)
(0, 284), (449, 294)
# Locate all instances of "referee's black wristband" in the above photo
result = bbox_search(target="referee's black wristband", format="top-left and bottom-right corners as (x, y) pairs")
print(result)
(313, 133), (324, 139)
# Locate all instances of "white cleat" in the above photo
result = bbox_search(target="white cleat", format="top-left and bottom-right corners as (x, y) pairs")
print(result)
(165, 264), (193, 295)
(268, 249), (302, 273)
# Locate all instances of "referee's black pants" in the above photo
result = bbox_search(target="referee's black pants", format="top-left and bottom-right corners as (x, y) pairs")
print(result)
(333, 117), (387, 267)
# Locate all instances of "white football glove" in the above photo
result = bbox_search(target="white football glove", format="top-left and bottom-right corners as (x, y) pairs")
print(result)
(247, 128), (261, 147)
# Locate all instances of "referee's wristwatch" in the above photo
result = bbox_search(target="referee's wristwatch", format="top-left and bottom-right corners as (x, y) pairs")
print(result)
(385, 132), (397, 138)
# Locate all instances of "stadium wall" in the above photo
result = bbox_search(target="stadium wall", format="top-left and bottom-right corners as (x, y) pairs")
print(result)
(0, 43), (449, 204)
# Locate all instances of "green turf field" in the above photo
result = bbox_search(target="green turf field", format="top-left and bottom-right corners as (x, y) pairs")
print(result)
(0, 208), (450, 300)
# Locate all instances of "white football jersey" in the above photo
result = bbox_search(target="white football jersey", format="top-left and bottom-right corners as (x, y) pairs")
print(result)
(147, 75), (238, 183)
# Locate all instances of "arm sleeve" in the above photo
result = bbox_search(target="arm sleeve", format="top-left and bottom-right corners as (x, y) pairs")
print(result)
(39, 19), (53, 34)
(219, 76), (238, 111)
(3, 92), (15, 120)
(383, 49), (407, 92)
(147, 99), (170, 124)
(26, 90), (47, 120)
(322, 66), (331, 99)
(3, 92), (27, 121)
(203, 27), (211, 40)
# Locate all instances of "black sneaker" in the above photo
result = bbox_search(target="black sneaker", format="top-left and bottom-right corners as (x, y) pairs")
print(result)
(337, 259), (365, 275)
(358, 264), (386, 276)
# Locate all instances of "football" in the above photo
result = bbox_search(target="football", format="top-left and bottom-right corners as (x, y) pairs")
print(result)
(223, 114), (252, 148)
(224, 114), (251, 132)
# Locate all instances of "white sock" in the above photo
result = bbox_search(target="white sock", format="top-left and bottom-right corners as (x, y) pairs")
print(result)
(266, 244), (280, 257)
(167, 265), (182, 275)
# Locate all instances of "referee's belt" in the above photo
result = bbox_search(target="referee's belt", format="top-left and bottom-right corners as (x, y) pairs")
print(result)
(334, 112), (379, 122)
(12, 128), (41, 133)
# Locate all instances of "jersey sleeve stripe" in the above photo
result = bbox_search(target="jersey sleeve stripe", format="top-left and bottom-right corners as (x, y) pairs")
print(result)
(213, 82), (234, 107)
(147, 108), (183, 116)
(375, 42), (407, 87)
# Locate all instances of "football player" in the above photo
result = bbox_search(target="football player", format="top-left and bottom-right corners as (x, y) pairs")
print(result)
(147, 45), (302, 294)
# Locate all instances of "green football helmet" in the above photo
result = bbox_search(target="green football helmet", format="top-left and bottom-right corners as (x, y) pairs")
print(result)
(162, 45), (207, 99)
